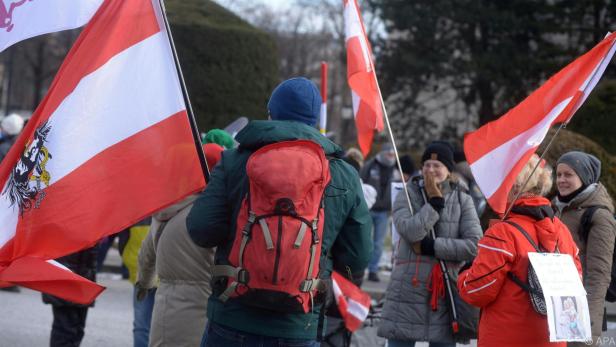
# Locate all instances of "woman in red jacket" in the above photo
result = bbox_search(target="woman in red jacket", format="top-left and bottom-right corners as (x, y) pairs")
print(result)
(458, 155), (582, 347)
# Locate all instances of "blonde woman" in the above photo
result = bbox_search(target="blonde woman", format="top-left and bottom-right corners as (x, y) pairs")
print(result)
(458, 155), (582, 347)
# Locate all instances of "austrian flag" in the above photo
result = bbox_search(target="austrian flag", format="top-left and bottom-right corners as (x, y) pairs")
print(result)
(343, 0), (384, 156)
(465, 32), (616, 214)
(332, 271), (371, 332)
(0, 0), (205, 303)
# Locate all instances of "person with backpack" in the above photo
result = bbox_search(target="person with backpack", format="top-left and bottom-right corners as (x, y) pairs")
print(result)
(378, 141), (482, 347)
(458, 154), (582, 347)
(187, 77), (372, 347)
(553, 151), (616, 346)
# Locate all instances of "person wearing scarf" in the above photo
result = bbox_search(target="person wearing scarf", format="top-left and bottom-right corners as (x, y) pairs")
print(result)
(554, 151), (616, 347)
(378, 141), (482, 347)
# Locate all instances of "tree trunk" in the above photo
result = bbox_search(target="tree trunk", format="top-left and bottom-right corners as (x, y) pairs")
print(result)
(477, 76), (495, 125)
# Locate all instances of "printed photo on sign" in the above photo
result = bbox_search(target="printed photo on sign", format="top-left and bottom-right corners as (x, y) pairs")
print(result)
(548, 296), (591, 342)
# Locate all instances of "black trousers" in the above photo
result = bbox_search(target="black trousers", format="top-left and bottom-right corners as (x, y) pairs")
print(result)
(50, 306), (89, 347)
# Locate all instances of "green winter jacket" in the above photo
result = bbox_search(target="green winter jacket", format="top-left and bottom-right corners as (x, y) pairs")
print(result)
(187, 120), (372, 340)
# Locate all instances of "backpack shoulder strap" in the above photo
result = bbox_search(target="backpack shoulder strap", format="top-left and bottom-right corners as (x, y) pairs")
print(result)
(505, 220), (541, 252)
(581, 205), (609, 243)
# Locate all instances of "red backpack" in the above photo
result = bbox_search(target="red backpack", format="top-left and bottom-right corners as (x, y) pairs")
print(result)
(213, 140), (331, 313)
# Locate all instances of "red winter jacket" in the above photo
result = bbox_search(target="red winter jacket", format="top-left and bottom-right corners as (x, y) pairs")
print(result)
(458, 196), (582, 347)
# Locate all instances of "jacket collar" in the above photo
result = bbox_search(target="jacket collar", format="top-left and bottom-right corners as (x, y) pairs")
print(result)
(235, 120), (343, 157)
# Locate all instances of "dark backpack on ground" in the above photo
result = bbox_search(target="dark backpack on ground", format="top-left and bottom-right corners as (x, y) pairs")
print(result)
(580, 206), (616, 302)
(212, 140), (331, 314)
(505, 221), (550, 316)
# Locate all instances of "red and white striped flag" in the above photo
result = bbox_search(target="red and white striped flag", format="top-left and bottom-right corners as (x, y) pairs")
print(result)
(0, 0), (104, 52)
(465, 33), (616, 214)
(0, 0), (205, 304)
(332, 271), (371, 332)
(343, 0), (383, 156)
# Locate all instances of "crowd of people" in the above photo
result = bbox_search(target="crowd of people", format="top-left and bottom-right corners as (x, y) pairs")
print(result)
(1, 76), (615, 347)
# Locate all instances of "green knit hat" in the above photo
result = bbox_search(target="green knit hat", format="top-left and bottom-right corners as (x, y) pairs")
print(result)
(202, 129), (235, 149)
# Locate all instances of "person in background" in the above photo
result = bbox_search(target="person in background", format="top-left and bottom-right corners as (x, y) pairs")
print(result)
(553, 151), (616, 346)
(345, 147), (365, 168)
(95, 231), (129, 277)
(458, 154), (582, 347)
(137, 143), (223, 347)
(378, 140), (482, 347)
(399, 154), (417, 182)
(344, 149), (377, 209)
(120, 218), (154, 347)
(0, 113), (25, 163)
(452, 149), (487, 218)
(361, 143), (399, 282)
(42, 247), (98, 347)
(202, 128), (235, 150)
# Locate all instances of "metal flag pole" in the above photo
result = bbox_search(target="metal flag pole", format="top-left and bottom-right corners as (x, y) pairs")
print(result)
(500, 122), (568, 220)
(157, 0), (210, 183)
(320, 61), (328, 135)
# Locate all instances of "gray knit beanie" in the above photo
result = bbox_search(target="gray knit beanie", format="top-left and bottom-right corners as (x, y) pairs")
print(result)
(557, 151), (601, 187)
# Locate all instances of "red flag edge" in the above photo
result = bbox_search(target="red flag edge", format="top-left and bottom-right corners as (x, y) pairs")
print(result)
(0, 256), (104, 304)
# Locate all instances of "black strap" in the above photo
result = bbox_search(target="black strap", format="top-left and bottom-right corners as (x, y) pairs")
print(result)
(581, 205), (608, 243)
(505, 221), (542, 252)
(507, 272), (542, 295)
(504, 221), (539, 294)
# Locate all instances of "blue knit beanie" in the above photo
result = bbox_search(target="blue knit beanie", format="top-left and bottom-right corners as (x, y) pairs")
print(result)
(267, 77), (321, 126)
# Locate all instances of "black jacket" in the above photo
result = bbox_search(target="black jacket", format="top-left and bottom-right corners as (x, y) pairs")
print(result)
(42, 247), (97, 307)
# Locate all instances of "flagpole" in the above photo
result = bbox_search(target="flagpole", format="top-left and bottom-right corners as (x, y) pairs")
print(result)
(365, 54), (414, 216)
(157, 0), (210, 183)
(500, 122), (568, 220)
(320, 61), (328, 135)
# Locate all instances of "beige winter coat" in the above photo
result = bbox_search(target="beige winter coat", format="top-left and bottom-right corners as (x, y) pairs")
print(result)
(137, 195), (215, 347)
(554, 183), (616, 345)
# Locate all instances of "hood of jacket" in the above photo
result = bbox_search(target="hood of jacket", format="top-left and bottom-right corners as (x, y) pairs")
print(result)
(154, 195), (197, 222)
(510, 195), (561, 252)
(235, 120), (344, 157)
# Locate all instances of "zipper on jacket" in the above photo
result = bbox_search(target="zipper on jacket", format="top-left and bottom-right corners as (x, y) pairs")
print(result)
(272, 216), (283, 284)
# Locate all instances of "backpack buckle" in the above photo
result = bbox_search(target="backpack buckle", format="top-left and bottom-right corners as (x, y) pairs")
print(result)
(237, 269), (250, 284)
(243, 212), (257, 236)
(311, 220), (320, 244)
(247, 212), (256, 224)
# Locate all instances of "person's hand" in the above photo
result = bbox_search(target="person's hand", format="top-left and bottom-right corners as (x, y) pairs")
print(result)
(135, 283), (148, 301)
(424, 173), (442, 199)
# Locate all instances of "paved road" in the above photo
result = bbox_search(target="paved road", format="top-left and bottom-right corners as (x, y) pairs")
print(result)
(0, 275), (133, 347)
(1, 268), (616, 347)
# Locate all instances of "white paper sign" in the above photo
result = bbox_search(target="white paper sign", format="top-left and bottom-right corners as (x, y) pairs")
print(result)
(528, 252), (591, 343)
